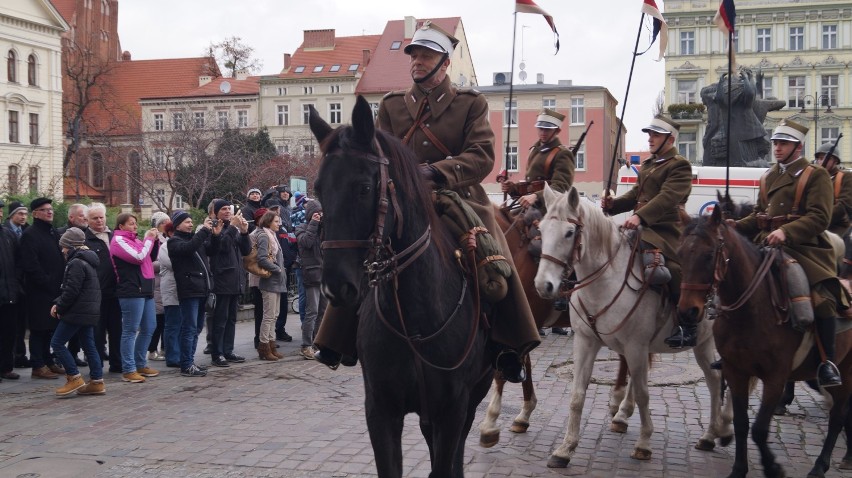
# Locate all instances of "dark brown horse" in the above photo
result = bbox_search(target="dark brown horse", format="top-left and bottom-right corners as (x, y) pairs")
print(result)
(678, 204), (852, 478)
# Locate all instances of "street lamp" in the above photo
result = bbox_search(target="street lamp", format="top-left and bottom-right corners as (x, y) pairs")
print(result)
(800, 93), (834, 156)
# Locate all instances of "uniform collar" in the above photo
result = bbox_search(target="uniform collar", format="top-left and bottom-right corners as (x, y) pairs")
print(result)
(405, 76), (455, 120)
(536, 137), (562, 152)
(645, 145), (678, 164)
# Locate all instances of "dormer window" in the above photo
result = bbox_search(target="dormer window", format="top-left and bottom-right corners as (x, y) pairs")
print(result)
(390, 41), (402, 50)
(330, 65), (340, 72)
(313, 65), (324, 73)
(348, 64), (359, 72)
(294, 66), (305, 73)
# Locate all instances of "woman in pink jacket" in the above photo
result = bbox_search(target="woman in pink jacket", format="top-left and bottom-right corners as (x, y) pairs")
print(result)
(110, 213), (159, 383)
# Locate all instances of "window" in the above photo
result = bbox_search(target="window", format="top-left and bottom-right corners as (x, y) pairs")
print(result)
(730, 30), (739, 52)
(217, 111), (229, 129)
(7, 50), (16, 82)
(172, 112), (183, 130)
(194, 111), (205, 128)
(503, 99), (517, 126)
(7, 165), (18, 194)
(761, 76), (774, 99)
(821, 75), (839, 107)
(542, 97), (556, 109)
(329, 103), (342, 124)
(303, 104), (314, 124)
(277, 87), (287, 95)
(153, 113), (164, 131)
(27, 54), (36, 86)
(678, 132), (697, 163)
(821, 127), (840, 146)
(155, 189), (165, 206)
(823, 25), (838, 50)
(370, 102), (379, 119)
(575, 144), (586, 170)
(313, 65), (324, 73)
(175, 194), (185, 209)
(28, 113), (38, 144)
(329, 84), (340, 94)
(348, 64), (359, 71)
(506, 143), (518, 172)
(278, 143), (289, 154)
(294, 66), (305, 73)
(277, 104), (289, 126)
(680, 31), (695, 55)
(303, 144), (315, 155)
(788, 76), (805, 108)
(303, 86), (313, 95)
(390, 41), (402, 50)
(8, 111), (19, 143)
(91, 152), (104, 188)
(789, 26), (804, 51)
(28, 167), (38, 193)
(677, 80), (697, 104)
(154, 148), (165, 168)
(571, 97), (585, 124)
(237, 110), (248, 127)
(757, 28), (771, 53)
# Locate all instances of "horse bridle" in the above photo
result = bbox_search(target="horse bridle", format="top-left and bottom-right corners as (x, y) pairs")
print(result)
(320, 141), (431, 285)
(540, 216), (584, 271)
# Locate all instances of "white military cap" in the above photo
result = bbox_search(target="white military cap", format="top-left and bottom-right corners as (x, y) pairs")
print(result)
(770, 119), (808, 143)
(535, 109), (565, 129)
(404, 21), (459, 56)
(641, 115), (681, 140)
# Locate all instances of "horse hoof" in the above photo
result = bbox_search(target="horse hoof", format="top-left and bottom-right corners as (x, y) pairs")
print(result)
(547, 455), (570, 468)
(840, 459), (852, 470)
(509, 420), (529, 433)
(719, 435), (733, 447)
(773, 404), (787, 416)
(631, 448), (652, 461)
(479, 430), (500, 448)
(694, 438), (715, 451)
(610, 421), (628, 434)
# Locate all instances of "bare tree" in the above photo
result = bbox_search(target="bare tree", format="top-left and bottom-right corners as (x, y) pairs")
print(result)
(653, 90), (665, 116)
(205, 36), (262, 78)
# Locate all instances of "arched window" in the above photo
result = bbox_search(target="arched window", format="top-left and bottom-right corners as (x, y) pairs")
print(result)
(28, 167), (38, 193)
(91, 152), (104, 188)
(27, 55), (36, 86)
(7, 165), (19, 195)
(7, 50), (16, 83)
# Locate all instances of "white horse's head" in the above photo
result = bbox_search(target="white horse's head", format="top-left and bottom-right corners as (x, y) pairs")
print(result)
(535, 185), (584, 299)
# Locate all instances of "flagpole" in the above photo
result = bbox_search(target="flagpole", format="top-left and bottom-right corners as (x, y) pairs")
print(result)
(725, 29), (732, 199)
(505, 12), (519, 173)
(605, 12), (645, 198)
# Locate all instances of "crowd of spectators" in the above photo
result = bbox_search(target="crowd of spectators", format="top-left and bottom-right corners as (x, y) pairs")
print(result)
(0, 184), (316, 396)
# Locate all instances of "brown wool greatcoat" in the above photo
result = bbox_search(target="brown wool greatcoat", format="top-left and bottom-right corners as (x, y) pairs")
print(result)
(828, 169), (852, 236)
(736, 157), (837, 287)
(376, 76), (540, 354)
(525, 139), (575, 210)
(608, 145), (692, 271)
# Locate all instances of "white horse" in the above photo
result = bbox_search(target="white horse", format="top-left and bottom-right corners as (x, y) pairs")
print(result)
(534, 185), (733, 467)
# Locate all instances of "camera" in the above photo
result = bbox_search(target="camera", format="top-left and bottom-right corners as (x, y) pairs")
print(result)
(211, 219), (219, 227)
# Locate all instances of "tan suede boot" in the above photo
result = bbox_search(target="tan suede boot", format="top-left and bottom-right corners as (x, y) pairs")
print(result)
(270, 343), (284, 359)
(77, 379), (105, 395)
(56, 374), (85, 397)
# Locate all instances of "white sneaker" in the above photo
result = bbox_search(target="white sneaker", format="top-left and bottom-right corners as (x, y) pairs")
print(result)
(148, 351), (166, 361)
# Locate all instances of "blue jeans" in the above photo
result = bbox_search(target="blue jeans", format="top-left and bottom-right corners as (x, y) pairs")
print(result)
(296, 268), (306, 323)
(178, 297), (205, 369)
(118, 297), (155, 373)
(50, 322), (103, 380)
(163, 305), (182, 365)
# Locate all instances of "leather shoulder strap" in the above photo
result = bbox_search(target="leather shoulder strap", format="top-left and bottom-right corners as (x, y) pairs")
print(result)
(835, 171), (844, 201)
(543, 148), (561, 179)
(791, 165), (814, 213)
(759, 169), (770, 206)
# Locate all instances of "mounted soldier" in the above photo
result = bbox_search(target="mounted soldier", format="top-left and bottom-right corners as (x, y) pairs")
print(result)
(733, 119), (843, 387)
(814, 141), (852, 237)
(602, 115), (693, 347)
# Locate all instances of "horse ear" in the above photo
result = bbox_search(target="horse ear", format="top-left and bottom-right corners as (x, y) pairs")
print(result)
(567, 187), (580, 209)
(351, 96), (376, 146)
(542, 183), (557, 210)
(309, 105), (332, 144)
(710, 198), (723, 225)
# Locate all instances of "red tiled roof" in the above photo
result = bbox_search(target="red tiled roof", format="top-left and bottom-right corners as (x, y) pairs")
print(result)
(63, 177), (106, 200)
(277, 35), (381, 79)
(87, 57), (219, 135)
(356, 17), (460, 95)
(50, 0), (77, 24)
(146, 75), (260, 100)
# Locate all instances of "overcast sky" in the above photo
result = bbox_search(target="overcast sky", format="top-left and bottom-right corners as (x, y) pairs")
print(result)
(118, 0), (667, 151)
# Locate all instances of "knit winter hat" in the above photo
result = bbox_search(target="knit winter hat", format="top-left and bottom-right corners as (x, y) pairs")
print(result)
(247, 188), (262, 197)
(170, 210), (191, 228)
(151, 211), (170, 229)
(253, 207), (268, 222)
(59, 227), (86, 249)
(212, 199), (232, 216)
(7, 201), (26, 216)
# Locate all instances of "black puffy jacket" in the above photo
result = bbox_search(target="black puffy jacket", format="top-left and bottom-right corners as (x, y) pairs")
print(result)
(206, 225), (250, 295)
(55, 248), (101, 326)
(169, 228), (213, 300)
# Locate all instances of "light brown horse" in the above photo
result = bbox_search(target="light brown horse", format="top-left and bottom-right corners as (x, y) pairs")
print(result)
(477, 201), (630, 447)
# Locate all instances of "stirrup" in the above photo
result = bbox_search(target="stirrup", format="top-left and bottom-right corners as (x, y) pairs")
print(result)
(313, 348), (341, 371)
(818, 361), (842, 388)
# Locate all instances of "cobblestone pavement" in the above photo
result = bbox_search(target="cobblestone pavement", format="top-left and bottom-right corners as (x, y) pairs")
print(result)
(1, 316), (852, 478)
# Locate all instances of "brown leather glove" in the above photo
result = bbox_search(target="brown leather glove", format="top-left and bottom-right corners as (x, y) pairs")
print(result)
(419, 163), (443, 189)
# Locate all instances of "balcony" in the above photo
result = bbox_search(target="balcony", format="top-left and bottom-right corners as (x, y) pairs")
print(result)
(667, 103), (706, 122)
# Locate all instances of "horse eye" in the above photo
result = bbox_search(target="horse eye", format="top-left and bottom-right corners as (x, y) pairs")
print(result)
(564, 229), (574, 239)
(360, 184), (372, 196)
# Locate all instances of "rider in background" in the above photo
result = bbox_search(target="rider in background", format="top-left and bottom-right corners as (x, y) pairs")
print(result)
(814, 143), (852, 237)
(602, 115), (693, 347)
(733, 119), (843, 387)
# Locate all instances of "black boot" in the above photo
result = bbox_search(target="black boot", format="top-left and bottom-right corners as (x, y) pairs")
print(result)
(664, 324), (698, 348)
(553, 297), (568, 311)
(816, 318), (842, 387)
(495, 350), (526, 384)
(313, 347), (342, 370)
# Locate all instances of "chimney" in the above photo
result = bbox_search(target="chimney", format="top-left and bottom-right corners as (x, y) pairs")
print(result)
(558, 79), (573, 86)
(121, 50), (131, 61)
(536, 73), (544, 84)
(199, 76), (212, 86)
(283, 53), (291, 70)
(303, 29), (335, 49)
(404, 16), (417, 38)
(362, 49), (371, 67)
(235, 69), (249, 80)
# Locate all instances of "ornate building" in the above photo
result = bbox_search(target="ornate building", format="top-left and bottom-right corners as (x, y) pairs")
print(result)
(663, 0), (852, 164)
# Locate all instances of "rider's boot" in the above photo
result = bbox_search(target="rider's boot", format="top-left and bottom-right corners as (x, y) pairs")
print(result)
(816, 317), (842, 387)
(664, 291), (698, 349)
(495, 349), (526, 384)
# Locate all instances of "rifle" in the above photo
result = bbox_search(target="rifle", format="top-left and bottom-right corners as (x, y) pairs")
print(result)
(571, 120), (594, 157)
(824, 133), (844, 167)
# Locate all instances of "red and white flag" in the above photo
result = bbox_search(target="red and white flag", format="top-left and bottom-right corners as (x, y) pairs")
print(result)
(515, 0), (560, 53)
(641, 0), (668, 61)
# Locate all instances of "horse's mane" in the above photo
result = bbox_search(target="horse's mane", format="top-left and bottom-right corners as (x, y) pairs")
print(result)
(319, 125), (456, 262)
